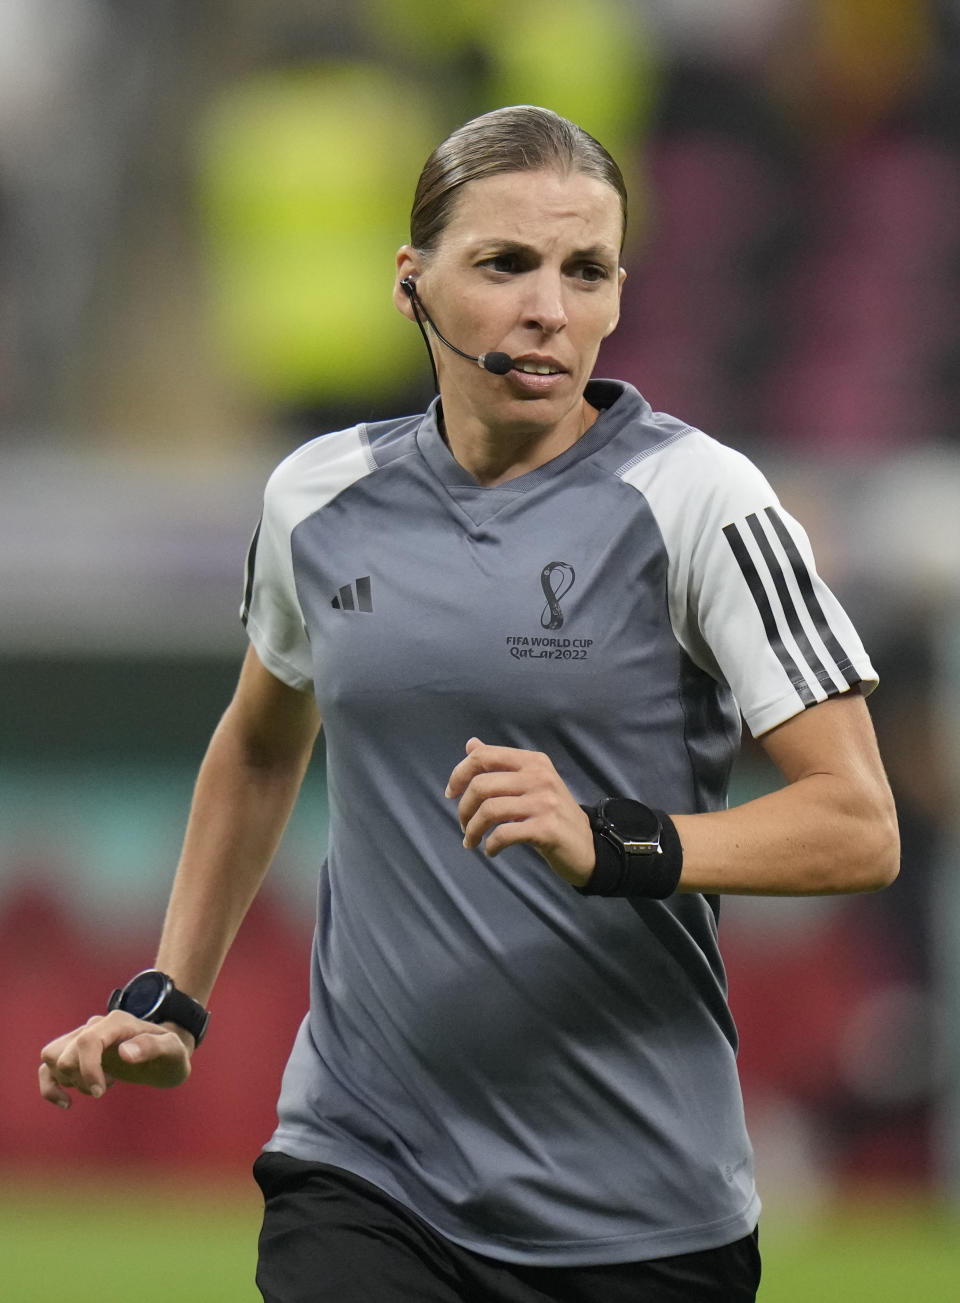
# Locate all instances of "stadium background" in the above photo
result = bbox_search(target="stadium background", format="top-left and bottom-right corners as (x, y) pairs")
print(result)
(2, 1), (959, 1298)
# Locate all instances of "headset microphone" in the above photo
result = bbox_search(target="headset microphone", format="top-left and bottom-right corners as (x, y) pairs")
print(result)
(400, 278), (515, 384)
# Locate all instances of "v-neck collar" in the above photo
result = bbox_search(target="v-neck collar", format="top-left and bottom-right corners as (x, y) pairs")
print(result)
(415, 380), (633, 528)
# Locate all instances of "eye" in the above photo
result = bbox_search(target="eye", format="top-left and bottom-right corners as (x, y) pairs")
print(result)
(573, 263), (610, 283)
(480, 252), (522, 274)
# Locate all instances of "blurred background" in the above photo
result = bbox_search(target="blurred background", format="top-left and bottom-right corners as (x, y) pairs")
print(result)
(2, 0), (960, 1297)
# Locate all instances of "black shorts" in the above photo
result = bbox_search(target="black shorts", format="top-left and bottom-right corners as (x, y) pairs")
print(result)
(254, 1151), (761, 1303)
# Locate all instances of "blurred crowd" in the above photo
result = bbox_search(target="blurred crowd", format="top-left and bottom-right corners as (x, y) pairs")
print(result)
(2, 0), (960, 449)
(2, 0), (959, 1210)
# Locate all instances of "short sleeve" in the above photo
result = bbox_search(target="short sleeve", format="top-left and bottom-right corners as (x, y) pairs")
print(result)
(240, 471), (315, 692)
(627, 430), (877, 737)
(238, 423), (377, 693)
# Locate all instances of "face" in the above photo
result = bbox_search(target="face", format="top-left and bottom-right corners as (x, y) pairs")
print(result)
(394, 168), (625, 445)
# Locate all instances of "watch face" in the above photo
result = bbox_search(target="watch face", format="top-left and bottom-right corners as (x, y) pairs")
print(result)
(120, 970), (168, 1019)
(600, 799), (661, 849)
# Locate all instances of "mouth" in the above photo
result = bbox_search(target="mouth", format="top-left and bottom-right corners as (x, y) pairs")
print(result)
(515, 362), (562, 376)
(510, 356), (567, 379)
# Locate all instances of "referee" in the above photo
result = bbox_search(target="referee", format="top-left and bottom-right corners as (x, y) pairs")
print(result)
(40, 106), (899, 1302)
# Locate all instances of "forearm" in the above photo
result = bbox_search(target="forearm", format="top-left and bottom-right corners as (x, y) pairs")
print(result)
(154, 711), (314, 1003)
(673, 770), (899, 897)
(449, 700), (900, 900)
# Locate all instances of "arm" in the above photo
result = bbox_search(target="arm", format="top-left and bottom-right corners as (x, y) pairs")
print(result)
(447, 690), (899, 896)
(673, 690), (899, 894)
(39, 645), (321, 1107)
(153, 643), (321, 1000)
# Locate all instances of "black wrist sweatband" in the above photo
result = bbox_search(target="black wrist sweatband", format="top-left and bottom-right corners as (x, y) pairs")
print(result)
(579, 806), (684, 899)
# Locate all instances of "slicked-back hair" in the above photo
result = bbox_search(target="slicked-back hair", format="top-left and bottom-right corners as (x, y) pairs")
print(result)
(410, 105), (627, 254)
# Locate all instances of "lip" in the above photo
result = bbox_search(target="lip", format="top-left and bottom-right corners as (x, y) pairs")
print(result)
(510, 354), (567, 375)
(506, 355), (569, 392)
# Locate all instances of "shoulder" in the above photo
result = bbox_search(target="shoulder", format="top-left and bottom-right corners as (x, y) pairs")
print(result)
(263, 413), (422, 527)
(597, 385), (778, 531)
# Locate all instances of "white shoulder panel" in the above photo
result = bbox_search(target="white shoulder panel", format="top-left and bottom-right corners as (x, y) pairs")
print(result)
(619, 425), (876, 736)
(241, 426), (376, 691)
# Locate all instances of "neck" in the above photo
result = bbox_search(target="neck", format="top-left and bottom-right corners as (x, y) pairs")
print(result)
(440, 398), (599, 487)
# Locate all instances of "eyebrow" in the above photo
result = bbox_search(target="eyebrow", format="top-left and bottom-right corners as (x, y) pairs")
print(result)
(473, 239), (619, 263)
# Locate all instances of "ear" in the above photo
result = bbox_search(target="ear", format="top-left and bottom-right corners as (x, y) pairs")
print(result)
(602, 266), (626, 339)
(393, 245), (424, 320)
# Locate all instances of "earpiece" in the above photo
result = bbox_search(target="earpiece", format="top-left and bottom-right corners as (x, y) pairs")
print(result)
(400, 278), (515, 379)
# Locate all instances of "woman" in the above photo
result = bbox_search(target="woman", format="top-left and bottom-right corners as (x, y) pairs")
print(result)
(40, 106), (898, 1302)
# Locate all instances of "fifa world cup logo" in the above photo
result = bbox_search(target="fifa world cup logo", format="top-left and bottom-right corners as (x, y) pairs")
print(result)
(540, 561), (576, 631)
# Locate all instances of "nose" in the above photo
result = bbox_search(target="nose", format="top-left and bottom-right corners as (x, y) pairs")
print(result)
(520, 270), (567, 335)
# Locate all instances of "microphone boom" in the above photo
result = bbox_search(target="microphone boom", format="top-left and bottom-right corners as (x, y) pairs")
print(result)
(401, 279), (515, 382)
(477, 351), (514, 376)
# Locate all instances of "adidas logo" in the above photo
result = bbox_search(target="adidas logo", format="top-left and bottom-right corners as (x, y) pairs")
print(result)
(331, 576), (373, 612)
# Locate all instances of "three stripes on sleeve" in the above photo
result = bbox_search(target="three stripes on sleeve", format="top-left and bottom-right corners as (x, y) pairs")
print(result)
(723, 506), (862, 709)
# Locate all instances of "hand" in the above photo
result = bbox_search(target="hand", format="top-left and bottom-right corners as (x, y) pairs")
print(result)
(445, 736), (595, 887)
(39, 1012), (194, 1109)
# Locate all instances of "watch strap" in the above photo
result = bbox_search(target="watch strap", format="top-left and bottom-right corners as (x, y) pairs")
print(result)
(581, 811), (628, 894)
(108, 972), (210, 1046)
(160, 985), (211, 1046)
(578, 801), (683, 899)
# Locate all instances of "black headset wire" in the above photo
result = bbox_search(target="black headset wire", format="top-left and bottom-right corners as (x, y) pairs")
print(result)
(401, 279), (441, 393)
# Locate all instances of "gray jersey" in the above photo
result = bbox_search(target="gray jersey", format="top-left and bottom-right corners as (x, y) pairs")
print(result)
(242, 380), (876, 1266)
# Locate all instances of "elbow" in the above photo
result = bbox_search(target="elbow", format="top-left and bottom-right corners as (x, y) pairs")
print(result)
(860, 851), (900, 894)
(852, 794), (901, 893)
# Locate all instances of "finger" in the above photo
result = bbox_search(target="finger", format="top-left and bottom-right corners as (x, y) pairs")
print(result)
(39, 1015), (105, 1071)
(38, 1062), (72, 1110)
(456, 770), (526, 833)
(462, 795), (528, 851)
(46, 1038), (83, 1089)
(74, 1024), (114, 1098)
(106, 1028), (192, 1089)
(445, 739), (524, 798)
(70, 1012), (150, 1096)
(481, 815), (541, 858)
(115, 1029), (181, 1064)
(444, 738), (487, 799)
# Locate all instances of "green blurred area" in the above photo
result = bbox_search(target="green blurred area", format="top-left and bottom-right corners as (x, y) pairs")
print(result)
(192, 0), (654, 412)
(196, 63), (438, 406)
(3, 1182), (958, 1303)
(1, 1179), (262, 1303)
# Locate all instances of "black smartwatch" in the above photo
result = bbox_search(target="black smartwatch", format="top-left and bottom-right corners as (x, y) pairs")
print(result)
(579, 798), (683, 899)
(108, 969), (210, 1046)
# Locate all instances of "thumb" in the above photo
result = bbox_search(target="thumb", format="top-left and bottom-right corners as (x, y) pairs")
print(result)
(465, 736), (485, 754)
(117, 1031), (173, 1063)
